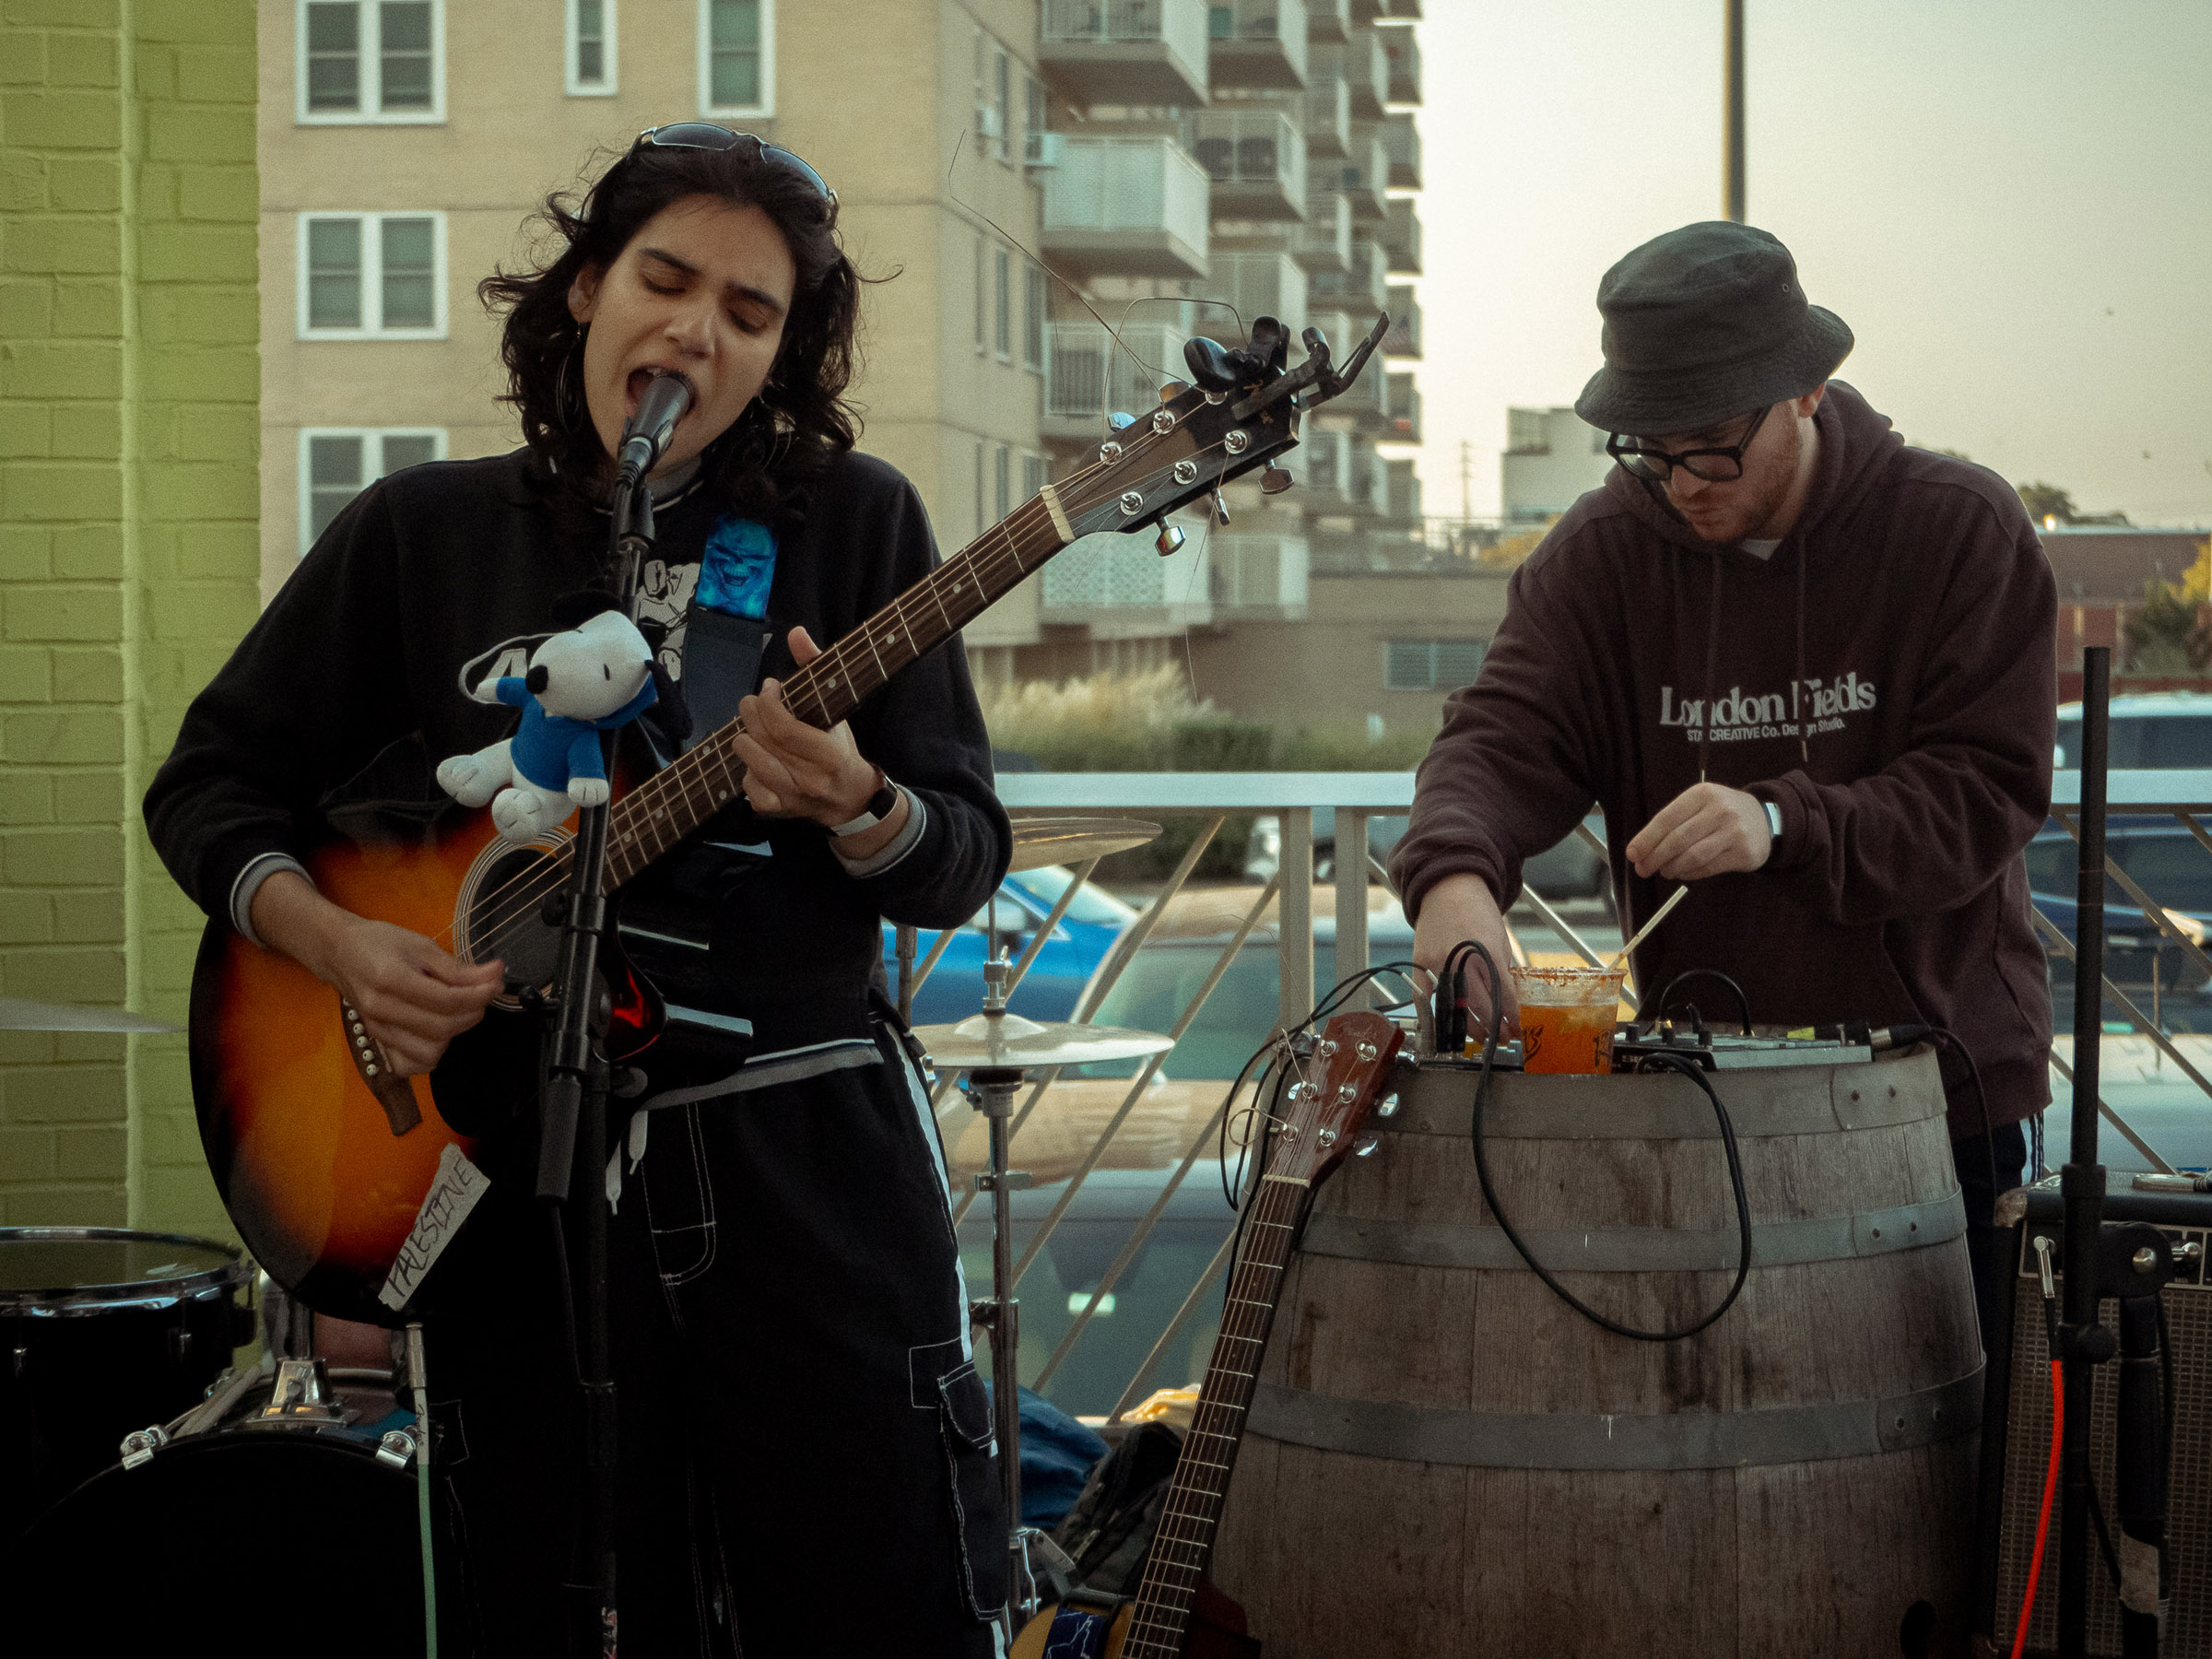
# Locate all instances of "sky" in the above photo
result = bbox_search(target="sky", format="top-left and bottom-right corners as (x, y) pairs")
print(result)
(1409, 0), (2212, 527)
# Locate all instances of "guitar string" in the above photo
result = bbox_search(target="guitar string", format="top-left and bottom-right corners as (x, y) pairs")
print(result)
(1120, 1041), (1330, 1653)
(426, 421), (1178, 954)
(432, 418), (1223, 960)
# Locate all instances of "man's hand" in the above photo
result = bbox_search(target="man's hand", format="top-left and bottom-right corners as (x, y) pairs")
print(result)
(1626, 782), (1772, 881)
(1409, 872), (1520, 1040)
(251, 872), (504, 1077)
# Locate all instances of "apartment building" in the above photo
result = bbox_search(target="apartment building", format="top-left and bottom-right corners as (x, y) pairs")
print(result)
(257, 0), (1427, 709)
(1501, 404), (1611, 523)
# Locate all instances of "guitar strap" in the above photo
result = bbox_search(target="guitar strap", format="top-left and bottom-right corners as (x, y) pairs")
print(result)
(673, 604), (773, 749)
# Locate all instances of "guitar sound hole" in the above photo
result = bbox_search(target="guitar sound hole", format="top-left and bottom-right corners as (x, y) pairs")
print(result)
(465, 844), (564, 993)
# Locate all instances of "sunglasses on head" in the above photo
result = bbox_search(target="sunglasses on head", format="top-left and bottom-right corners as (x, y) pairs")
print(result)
(630, 124), (836, 209)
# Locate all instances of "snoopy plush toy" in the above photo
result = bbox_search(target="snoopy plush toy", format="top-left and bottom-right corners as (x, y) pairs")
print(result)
(438, 607), (663, 844)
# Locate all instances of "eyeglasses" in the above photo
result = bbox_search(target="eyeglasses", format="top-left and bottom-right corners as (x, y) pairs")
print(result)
(1606, 403), (1773, 484)
(631, 124), (837, 209)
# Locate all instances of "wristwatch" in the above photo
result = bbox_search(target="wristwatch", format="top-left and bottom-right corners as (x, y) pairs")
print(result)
(830, 771), (900, 838)
(1761, 798), (1783, 841)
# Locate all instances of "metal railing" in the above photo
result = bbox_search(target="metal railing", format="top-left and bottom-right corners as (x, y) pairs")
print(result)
(1189, 108), (1309, 205)
(1041, 135), (1213, 250)
(1044, 318), (1192, 423)
(1199, 249), (1308, 341)
(1044, 0), (1210, 65)
(912, 769), (2212, 1420)
(1294, 188), (1353, 269)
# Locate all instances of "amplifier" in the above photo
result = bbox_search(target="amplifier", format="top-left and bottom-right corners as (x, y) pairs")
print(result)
(1973, 1173), (2212, 1657)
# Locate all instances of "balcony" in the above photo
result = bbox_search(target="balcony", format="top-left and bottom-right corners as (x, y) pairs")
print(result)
(1345, 441), (1392, 513)
(1297, 424), (1354, 502)
(1379, 111), (1419, 187)
(1293, 189), (1352, 272)
(1385, 456), (1421, 519)
(1387, 0), (1421, 15)
(1041, 137), (1212, 279)
(1303, 73), (1350, 158)
(1387, 373), (1420, 442)
(1201, 248), (1309, 337)
(1337, 126), (1389, 220)
(1312, 33), (1386, 117)
(1208, 0), (1309, 91)
(1379, 23), (1420, 103)
(1044, 319), (1194, 441)
(1307, 0), (1350, 42)
(1382, 196), (1421, 274)
(1041, 526), (1216, 629)
(1350, 0), (1386, 22)
(1312, 235), (1387, 311)
(1208, 531), (1310, 615)
(1040, 0), (1211, 110)
(1191, 108), (1308, 219)
(1383, 283), (1419, 357)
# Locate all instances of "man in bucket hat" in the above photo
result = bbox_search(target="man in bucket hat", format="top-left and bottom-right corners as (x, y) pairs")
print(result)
(1391, 221), (2056, 1335)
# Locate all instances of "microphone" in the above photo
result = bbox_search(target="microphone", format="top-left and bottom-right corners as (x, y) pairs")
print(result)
(617, 371), (693, 482)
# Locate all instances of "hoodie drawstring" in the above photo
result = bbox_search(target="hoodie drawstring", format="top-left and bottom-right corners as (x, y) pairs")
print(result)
(1794, 537), (1810, 766)
(1700, 554), (1723, 786)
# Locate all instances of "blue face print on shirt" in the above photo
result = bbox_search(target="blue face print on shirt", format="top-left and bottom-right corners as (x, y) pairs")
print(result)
(697, 515), (778, 621)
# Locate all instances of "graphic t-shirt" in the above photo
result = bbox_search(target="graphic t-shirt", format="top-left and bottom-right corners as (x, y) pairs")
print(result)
(637, 512), (780, 683)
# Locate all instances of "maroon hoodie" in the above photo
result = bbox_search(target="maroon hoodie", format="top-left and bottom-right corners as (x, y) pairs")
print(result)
(1390, 382), (2057, 1137)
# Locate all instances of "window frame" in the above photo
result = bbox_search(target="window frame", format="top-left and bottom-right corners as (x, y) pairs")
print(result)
(295, 0), (446, 126)
(994, 247), (1012, 361)
(1383, 637), (1488, 692)
(567, 0), (618, 97)
(295, 210), (449, 341)
(298, 426), (448, 556)
(697, 0), (774, 119)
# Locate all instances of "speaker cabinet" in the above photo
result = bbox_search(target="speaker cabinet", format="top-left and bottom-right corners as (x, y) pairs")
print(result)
(1974, 1175), (2212, 1657)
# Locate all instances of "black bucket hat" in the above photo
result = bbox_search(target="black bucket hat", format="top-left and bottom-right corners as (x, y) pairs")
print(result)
(1573, 221), (1853, 438)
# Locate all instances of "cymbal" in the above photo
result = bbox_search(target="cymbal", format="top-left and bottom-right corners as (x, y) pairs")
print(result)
(0, 998), (181, 1034)
(1006, 817), (1162, 874)
(913, 1010), (1175, 1072)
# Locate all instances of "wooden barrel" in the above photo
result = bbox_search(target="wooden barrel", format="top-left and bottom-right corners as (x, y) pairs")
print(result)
(1211, 1047), (1981, 1658)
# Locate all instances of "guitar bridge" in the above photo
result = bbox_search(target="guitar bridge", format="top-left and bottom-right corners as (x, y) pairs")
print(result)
(339, 997), (421, 1136)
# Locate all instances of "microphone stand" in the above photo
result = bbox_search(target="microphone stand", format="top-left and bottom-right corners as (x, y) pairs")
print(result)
(535, 463), (656, 1658)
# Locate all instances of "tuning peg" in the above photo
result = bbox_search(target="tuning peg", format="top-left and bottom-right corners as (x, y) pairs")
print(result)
(1108, 411), (1135, 430)
(1159, 380), (1189, 402)
(1353, 1135), (1381, 1158)
(1155, 523), (1186, 557)
(1211, 490), (1230, 526)
(1260, 466), (1294, 496)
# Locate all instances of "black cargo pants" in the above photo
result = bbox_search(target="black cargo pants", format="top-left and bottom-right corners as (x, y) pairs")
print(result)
(421, 1022), (1006, 1657)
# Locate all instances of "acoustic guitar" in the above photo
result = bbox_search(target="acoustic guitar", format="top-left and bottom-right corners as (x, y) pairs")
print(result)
(1013, 1008), (1406, 1658)
(187, 321), (1386, 1326)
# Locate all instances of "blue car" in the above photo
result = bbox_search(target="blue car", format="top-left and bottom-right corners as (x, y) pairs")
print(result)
(2024, 820), (2212, 1003)
(883, 864), (1137, 1027)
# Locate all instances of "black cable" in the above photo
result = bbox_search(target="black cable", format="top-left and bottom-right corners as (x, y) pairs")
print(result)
(547, 1206), (582, 1387)
(1459, 939), (1754, 1342)
(1651, 968), (1753, 1035)
(1922, 1026), (2001, 1209)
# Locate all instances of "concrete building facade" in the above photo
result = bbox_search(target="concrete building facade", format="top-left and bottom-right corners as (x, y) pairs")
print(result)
(1500, 403), (1610, 523)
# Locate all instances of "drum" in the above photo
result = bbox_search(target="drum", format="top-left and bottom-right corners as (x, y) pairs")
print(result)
(1, 1226), (253, 1536)
(1211, 1047), (1982, 1658)
(8, 1362), (430, 1655)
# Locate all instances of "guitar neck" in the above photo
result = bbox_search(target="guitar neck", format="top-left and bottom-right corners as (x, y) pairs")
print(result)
(1120, 1164), (1310, 1658)
(600, 487), (1075, 887)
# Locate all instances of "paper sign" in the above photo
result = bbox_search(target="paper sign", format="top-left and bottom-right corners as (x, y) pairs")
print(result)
(377, 1143), (489, 1311)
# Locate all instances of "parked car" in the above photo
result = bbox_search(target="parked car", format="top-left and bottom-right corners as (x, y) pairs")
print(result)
(1242, 810), (1611, 901)
(2024, 821), (2212, 1004)
(883, 864), (1137, 1026)
(2055, 692), (2212, 770)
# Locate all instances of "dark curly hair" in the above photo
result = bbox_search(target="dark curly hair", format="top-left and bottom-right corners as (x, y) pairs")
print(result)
(479, 135), (862, 521)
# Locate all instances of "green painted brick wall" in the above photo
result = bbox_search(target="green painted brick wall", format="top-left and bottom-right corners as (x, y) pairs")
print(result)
(0, 0), (258, 1239)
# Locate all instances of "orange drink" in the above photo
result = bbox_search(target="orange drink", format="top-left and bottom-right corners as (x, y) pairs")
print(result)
(1509, 965), (1627, 1075)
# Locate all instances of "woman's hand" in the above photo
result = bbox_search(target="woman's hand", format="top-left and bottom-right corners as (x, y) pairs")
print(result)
(731, 626), (911, 859)
(251, 871), (504, 1076)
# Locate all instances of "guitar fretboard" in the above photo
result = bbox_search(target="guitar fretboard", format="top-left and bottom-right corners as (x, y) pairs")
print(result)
(601, 490), (1071, 887)
(1120, 1157), (1310, 1658)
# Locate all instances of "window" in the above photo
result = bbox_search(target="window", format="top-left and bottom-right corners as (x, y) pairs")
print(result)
(994, 445), (1011, 523)
(300, 428), (445, 554)
(973, 236), (986, 353)
(297, 1), (442, 124)
(994, 249), (1012, 359)
(1023, 266), (1046, 371)
(1024, 74), (1048, 166)
(994, 47), (1012, 164)
(1384, 638), (1488, 691)
(1023, 453), (1048, 501)
(298, 213), (446, 338)
(568, 0), (617, 95)
(700, 0), (772, 116)
(973, 442), (986, 537)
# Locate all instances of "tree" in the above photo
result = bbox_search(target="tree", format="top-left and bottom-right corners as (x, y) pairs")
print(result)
(2124, 539), (2212, 673)
(2016, 480), (2077, 524)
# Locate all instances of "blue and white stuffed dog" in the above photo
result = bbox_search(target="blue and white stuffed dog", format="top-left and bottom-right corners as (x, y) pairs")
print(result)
(437, 608), (661, 843)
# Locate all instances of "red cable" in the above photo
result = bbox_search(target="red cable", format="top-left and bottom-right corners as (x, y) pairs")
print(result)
(2011, 1358), (2065, 1659)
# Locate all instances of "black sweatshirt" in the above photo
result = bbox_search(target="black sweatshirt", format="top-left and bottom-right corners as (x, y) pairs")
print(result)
(1390, 383), (2057, 1138)
(145, 445), (1010, 1051)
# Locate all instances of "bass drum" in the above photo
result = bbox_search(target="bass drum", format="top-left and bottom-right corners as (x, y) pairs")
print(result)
(8, 1366), (431, 1657)
(0, 1226), (253, 1538)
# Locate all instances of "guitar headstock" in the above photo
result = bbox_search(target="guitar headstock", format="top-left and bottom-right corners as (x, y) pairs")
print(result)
(1265, 1009), (1406, 1187)
(1047, 312), (1389, 541)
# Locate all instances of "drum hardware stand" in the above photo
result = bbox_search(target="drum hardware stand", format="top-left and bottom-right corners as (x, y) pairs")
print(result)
(257, 1355), (351, 1424)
